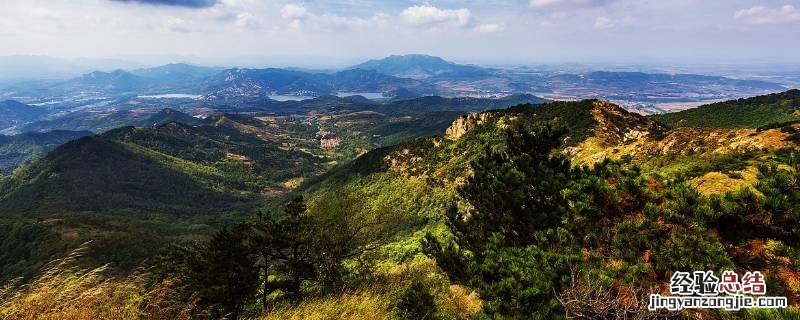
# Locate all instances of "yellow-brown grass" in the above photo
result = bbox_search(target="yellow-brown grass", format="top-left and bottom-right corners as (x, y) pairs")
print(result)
(261, 258), (480, 320)
(261, 291), (392, 320)
(0, 245), (195, 320)
(1, 246), (478, 320)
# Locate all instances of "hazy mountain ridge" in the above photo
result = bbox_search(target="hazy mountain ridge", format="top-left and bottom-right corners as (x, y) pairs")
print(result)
(0, 100), (47, 131)
(202, 67), (435, 100)
(0, 130), (91, 176)
(1, 55), (787, 111)
(0, 55), (141, 84)
(130, 63), (221, 82)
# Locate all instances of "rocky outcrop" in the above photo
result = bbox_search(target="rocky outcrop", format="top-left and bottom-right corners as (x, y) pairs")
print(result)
(591, 101), (667, 147)
(445, 112), (495, 140)
(564, 101), (794, 166)
(563, 101), (669, 164)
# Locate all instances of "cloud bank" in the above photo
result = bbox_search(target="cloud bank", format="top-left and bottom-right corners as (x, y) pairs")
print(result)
(400, 5), (472, 27)
(735, 4), (800, 25)
(529, 0), (616, 8)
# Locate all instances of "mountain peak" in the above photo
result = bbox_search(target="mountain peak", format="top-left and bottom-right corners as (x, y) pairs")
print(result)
(383, 54), (451, 63)
(349, 54), (474, 80)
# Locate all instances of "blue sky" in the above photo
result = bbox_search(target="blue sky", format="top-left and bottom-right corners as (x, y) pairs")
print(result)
(1, 0), (799, 67)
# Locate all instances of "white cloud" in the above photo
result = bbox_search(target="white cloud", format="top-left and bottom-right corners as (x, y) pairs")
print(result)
(735, 5), (800, 25)
(288, 19), (302, 30)
(190, 1), (265, 30)
(281, 3), (310, 20)
(278, 3), (490, 33)
(593, 16), (615, 29)
(474, 23), (503, 33)
(319, 12), (389, 31)
(400, 5), (472, 27)
(234, 12), (256, 28)
(26, 7), (61, 20)
(593, 16), (633, 29)
(530, 0), (612, 8)
(164, 16), (192, 32)
(279, 3), (386, 31)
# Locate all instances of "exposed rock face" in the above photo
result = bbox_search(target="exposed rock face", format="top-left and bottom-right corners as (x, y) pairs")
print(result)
(445, 112), (495, 140)
(564, 100), (794, 166)
(563, 101), (668, 164)
(590, 101), (667, 147)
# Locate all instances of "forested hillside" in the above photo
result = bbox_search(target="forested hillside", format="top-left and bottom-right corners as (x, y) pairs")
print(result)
(653, 89), (800, 128)
(2, 92), (800, 319)
(0, 130), (91, 175)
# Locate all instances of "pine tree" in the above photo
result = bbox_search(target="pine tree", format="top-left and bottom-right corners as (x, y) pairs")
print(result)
(195, 224), (260, 320)
(270, 196), (316, 301)
(454, 122), (574, 251)
(248, 210), (278, 311)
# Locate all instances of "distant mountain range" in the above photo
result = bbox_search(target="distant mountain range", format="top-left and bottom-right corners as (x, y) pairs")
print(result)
(0, 55), (142, 84)
(202, 67), (435, 101)
(44, 63), (221, 96)
(546, 71), (784, 101)
(1, 54), (787, 107)
(130, 63), (221, 82)
(57, 70), (149, 93)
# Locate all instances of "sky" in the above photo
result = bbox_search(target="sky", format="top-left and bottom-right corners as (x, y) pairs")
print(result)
(1, 0), (799, 68)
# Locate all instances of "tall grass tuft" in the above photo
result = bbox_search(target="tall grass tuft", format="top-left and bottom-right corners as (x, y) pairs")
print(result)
(0, 245), (478, 320)
(0, 243), (195, 320)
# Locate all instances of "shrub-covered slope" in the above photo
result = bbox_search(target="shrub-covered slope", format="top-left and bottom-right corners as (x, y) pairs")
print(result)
(0, 136), (240, 214)
(653, 89), (800, 128)
(0, 115), (329, 281)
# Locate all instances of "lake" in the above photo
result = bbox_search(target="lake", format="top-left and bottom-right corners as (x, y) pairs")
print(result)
(138, 94), (201, 99)
(268, 95), (314, 101)
(335, 92), (385, 99)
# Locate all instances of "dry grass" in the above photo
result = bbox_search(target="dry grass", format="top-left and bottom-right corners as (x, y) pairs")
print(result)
(1, 246), (478, 320)
(689, 166), (760, 195)
(437, 285), (482, 319)
(0, 244), (195, 320)
(388, 259), (481, 320)
(261, 291), (392, 320)
(261, 258), (480, 320)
